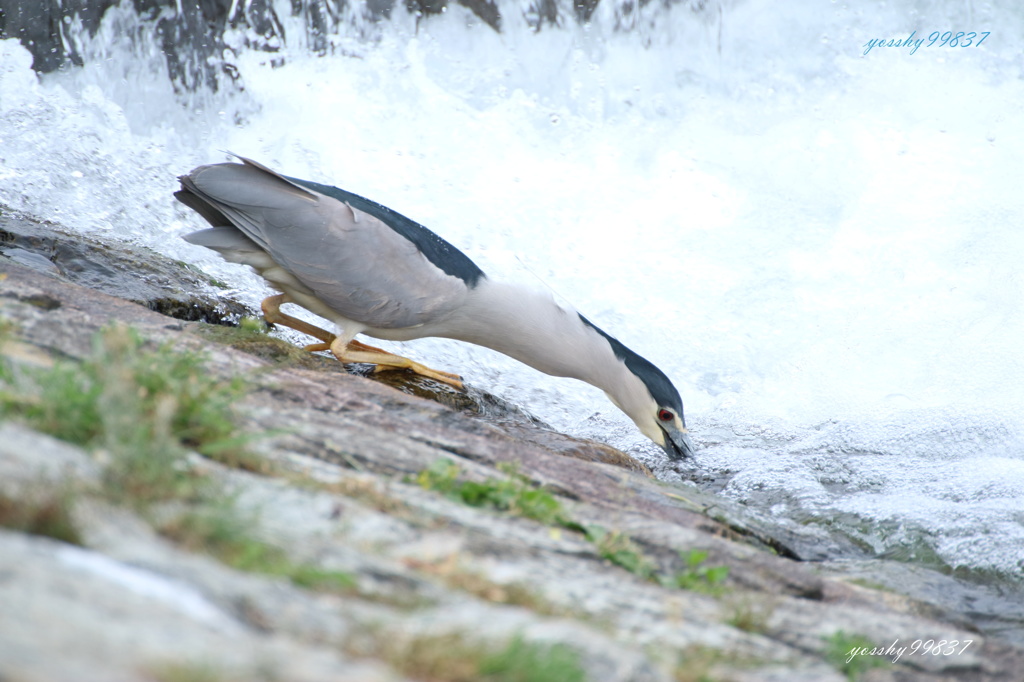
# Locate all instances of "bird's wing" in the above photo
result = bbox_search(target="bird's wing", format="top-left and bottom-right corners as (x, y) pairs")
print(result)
(180, 160), (468, 329)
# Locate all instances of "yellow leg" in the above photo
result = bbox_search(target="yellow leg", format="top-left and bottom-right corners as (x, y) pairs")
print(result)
(261, 294), (463, 388)
(261, 294), (336, 348)
(303, 338), (392, 354)
(329, 336), (464, 389)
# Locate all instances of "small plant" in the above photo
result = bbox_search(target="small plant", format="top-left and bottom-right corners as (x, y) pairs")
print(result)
(823, 631), (890, 681)
(7, 326), (243, 451)
(197, 319), (329, 372)
(1, 323), (353, 593)
(416, 459), (568, 526)
(238, 316), (268, 334)
(415, 461), (733, 595)
(479, 635), (586, 682)
(673, 645), (723, 682)
(381, 631), (586, 682)
(724, 595), (774, 634)
(160, 500), (356, 593)
(665, 550), (730, 595)
(584, 526), (656, 580)
(582, 527), (730, 595)
(0, 484), (82, 545)
(0, 325), (259, 506)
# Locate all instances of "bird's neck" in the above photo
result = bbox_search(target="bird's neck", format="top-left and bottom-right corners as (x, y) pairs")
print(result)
(444, 279), (636, 397)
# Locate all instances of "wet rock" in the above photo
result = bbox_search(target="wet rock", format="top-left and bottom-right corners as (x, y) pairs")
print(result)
(0, 0), (281, 91)
(1, 204), (249, 325)
(406, 0), (502, 31)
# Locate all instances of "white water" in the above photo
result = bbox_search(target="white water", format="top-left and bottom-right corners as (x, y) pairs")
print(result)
(2, 0), (1022, 584)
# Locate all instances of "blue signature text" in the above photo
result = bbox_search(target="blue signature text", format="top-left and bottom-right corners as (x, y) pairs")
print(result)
(863, 31), (990, 55)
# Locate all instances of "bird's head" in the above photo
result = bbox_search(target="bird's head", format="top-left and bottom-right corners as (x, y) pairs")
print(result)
(578, 315), (695, 461)
(610, 374), (695, 462)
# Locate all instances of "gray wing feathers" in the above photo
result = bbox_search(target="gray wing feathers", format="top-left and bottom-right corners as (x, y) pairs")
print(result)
(183, 226), (260, 251)
(182, 227), (277, 271)
(179, 159), (467, 329)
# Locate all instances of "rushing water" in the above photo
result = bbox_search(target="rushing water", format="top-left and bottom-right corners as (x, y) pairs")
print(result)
(2, 0), (1022, 587)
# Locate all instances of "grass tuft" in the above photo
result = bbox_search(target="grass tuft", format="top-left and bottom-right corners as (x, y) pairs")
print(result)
(0, 324), (343, 591)
(196, 319), (330, 371)
(416, 460), (731, 595)
(160, 499), (356, 593)
(1, 325), (258, 506)
(664, 550), (730, 595)
(416, 459), (568, 526)
(479, 635), (586, 682)
(584, 526), (656, 580)
(382, 632), (586, 682)
(724, 595), (774, 634)
(0, 484), (82, 545)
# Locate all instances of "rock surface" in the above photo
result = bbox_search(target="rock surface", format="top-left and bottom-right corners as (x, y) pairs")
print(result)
(2, 221), (1024, 681)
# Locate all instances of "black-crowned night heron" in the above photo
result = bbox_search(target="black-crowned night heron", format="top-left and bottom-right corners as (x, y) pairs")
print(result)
(176, 156), (695, 460)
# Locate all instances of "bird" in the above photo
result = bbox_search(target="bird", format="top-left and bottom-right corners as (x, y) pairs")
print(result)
(175, 155), (695, 460)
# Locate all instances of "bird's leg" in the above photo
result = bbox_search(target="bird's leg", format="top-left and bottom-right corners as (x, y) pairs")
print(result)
(328, 336), (464, 389)
(261, 294), (463, 388)
(348, 338), (394, 355)
(260, 294), (336, 351)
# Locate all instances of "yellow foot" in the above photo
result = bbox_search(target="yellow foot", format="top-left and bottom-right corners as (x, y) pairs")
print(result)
(329, 337), (464, 390)
(260, 295), (463, 389)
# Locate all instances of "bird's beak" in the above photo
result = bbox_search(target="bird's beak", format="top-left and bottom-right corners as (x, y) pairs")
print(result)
(661, 425), (696, 461)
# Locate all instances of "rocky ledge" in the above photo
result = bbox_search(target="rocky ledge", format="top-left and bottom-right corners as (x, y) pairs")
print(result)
(2, 204), (1023, 681)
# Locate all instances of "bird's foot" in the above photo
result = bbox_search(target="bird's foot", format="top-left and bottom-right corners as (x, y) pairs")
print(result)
(330, 337), (464, 390)
(260, 296), (464, 389)
(371, 362), (464, 388)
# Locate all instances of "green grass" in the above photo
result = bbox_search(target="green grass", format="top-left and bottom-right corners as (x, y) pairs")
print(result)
(584, 526), (656, 580)
(584, 530), (728, 593)
(479, 635), (586, 682)
(382, 632), (586, 682)
(416, 459), (569, 526)
(823, 631), (890, 681)
(160, 499), (356, 593)
(4, 326), (244, 452)
(196, 317), (344, 378)
(416, 460), (731, 594)
(664, 550), (730, 595)
(0, 324), (350, 592)
(0, 325), (259, 506)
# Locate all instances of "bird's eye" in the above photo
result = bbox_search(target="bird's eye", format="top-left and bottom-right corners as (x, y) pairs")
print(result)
(658, 409), (674, 422)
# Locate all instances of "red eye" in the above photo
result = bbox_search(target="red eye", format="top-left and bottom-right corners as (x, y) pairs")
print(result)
(658, 409), (674, 422)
